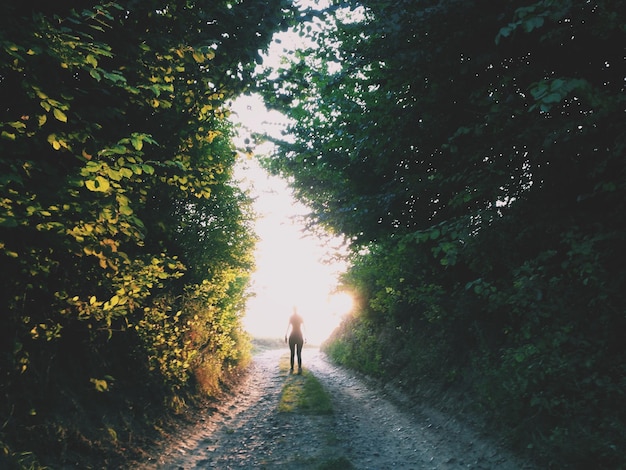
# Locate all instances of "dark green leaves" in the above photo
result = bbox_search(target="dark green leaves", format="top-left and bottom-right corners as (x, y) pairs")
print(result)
(258, 1), (626, 466)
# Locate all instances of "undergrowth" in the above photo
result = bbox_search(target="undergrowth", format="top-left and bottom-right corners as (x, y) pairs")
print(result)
(323, 312), (626, 469)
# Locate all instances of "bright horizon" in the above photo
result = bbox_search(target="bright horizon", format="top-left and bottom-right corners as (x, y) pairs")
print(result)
(232, 95), (353, 345)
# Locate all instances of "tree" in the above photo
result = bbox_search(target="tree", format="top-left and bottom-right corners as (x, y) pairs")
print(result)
(257, 0), (626, 465)
(0, 0), (291, 465)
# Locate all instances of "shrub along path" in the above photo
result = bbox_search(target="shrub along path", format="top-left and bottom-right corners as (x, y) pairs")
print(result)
(132, 348), (537, 469)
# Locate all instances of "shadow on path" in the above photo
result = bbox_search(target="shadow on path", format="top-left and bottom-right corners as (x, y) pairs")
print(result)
(133, 348), (535, 470)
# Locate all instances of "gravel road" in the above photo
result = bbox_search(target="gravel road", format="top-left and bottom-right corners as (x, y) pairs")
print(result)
(135, 347), (536, 469)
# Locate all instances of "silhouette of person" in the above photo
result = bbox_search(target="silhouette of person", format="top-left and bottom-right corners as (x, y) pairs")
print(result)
(285, 307), (305, 374)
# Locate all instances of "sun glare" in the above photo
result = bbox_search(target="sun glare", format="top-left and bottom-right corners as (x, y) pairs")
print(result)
(232, 95), (351, 345)
(328, 292), (354, 317)
(242, 285), (353, 346)
(235, 154), (351, 345)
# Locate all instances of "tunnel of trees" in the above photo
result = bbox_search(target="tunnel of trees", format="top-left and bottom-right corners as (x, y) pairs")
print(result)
(1, 0), (624, 468)
(257, 0), (625, 468)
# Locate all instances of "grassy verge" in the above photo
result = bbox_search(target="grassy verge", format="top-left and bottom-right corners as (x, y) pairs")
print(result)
(274, 354), (356, 469)
(277, 355), (333, 415)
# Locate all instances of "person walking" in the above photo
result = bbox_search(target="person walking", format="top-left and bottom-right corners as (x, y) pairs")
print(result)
(285, 307), (305, 374)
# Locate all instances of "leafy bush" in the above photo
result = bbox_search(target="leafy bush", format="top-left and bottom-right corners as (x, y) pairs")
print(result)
(0, 0), (290, 465)
(262, 1), (626, 467)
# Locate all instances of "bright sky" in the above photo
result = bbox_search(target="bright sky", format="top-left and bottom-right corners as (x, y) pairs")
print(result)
(231, 95), (352, 345)
(226, 2), (354, 344)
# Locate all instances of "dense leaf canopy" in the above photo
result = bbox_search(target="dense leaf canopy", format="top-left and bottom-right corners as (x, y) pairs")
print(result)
(2, 0), (624, 466)
(257, 0), (626, 466)
(0, 0), (291, 465)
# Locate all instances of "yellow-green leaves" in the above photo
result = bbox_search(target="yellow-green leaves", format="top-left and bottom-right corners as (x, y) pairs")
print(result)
(47, 133), (69, 150)
(117, 194), (133, 216)
(90, 377), (109, 392)
(86, 54), (98, 68)
(103, 294), (121, 310)
(130, 134), (144, 151)
(79, 136), (157, 204)
(33, 86), (71, 123)
(175, 45), (216, 64)
(85, 176), (110, 192)
(53, 107), (67, 123)
(192, 48), (216, 63)
(1, 0), (264, 437)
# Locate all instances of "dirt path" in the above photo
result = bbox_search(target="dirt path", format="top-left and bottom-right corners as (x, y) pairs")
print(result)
(136, 348), (536, 469)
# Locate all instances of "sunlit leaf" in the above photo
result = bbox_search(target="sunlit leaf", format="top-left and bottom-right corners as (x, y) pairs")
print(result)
(130, 136), (143, 151)
(107, 169), (122, 181)
(86, 54), (98, 67)
(119, 204), (133, 216)
(95, 176), (110, 191)
(192, 51), (205, 63)
(52, 108), (67, 122)
(90, 378), (108, 392)
(119, 167), (134, 178)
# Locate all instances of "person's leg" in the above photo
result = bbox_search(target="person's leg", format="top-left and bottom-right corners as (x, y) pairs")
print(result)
(296, 339), (303, 370)
(288, 337), (296, 371)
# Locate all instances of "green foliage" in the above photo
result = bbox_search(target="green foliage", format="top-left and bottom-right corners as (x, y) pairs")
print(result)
(323, 317), (384, 378)
(0, 0), (292, 465)
(259, 0), (626, 467)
